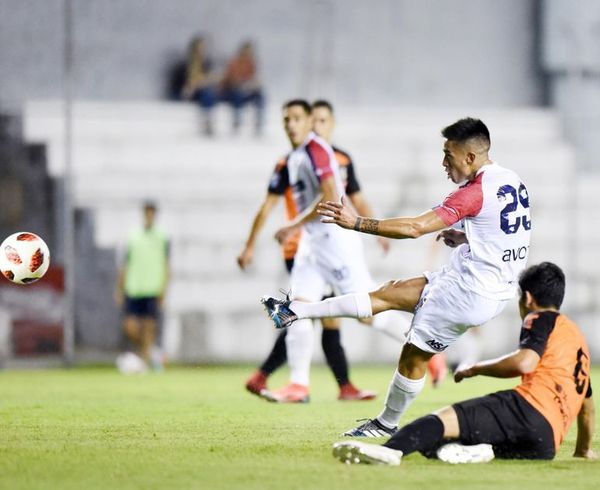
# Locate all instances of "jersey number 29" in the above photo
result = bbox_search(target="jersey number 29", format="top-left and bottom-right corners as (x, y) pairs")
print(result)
(497, 183), (531, 234)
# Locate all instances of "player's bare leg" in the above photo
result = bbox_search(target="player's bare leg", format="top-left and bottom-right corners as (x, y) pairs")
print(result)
(368, 277), (427, 315)
(139, 317), (156, 363)
(263, 276), (426, 327)
(334, 406), (493, 465)
(262, 278), (430, 419)
(123, 315), (141, 344)
(388, 406), (493, 464)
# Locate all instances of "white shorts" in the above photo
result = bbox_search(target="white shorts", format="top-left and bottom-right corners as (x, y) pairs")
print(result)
(406, 268), (509, 354)
(290, 228), (373, 301)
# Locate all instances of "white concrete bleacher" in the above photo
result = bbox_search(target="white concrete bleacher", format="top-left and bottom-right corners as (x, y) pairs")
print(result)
(23, 100), (599, 362)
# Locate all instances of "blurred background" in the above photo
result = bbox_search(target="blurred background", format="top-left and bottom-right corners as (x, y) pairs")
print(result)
(0, 0), (599, 368)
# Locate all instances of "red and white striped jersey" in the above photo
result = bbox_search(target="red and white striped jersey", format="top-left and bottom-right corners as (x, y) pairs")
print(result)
(433, 162), (532, 300)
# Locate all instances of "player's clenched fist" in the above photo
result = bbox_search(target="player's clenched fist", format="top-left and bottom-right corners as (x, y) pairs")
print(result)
(453, 364), (476, 383)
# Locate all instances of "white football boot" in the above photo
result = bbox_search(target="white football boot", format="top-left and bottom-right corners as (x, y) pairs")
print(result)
(436, 443), (495, 464)
(332, 441), (403, 466)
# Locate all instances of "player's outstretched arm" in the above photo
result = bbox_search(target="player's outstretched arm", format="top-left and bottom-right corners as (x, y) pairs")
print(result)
(574, 395), (596, 459)
(318, 199), (447, 239)
(237, 193), (280, 270)
(454, 348), (540, 382)
(348, 191), (390, 253)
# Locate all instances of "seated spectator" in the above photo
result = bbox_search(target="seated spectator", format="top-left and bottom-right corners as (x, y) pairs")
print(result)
(182, 36), (219, 136)
(220, 41), (265, 135)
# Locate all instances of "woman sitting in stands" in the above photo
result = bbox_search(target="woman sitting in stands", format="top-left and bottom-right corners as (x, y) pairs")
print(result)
(182, 36), (219, 136)
(220, 40), (265, 136)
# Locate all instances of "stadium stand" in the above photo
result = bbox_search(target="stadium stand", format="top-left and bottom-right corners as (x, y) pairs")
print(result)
(22, 100), (599, 362)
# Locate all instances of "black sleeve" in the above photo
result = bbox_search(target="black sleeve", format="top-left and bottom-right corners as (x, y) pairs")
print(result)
(267, 162), (289, 195)
(586, 379), (593, 398)
(345, 161), (361, 195)
(518, 311), (559, 357)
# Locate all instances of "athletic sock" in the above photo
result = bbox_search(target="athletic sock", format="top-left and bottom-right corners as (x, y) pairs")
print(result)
(321, 328), (349, 386)
(370, 310), (410, 343)
(376, 370), (426, 429)
(383, 414), (445, 455)
(259, 329), (288, 376)
(290, 293), (372, 320)
(285, 318), (314, 386)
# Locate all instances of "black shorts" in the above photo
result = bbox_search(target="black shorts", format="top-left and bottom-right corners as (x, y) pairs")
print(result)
(453, 389), (555, 460)
(124, 296), (159, 318)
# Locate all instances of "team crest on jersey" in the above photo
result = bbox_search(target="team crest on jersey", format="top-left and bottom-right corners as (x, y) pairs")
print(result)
(425, 339), (448, 352)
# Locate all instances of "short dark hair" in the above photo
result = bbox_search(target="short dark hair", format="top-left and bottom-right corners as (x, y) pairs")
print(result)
(143, 200), (157, 212)
(518, 262), (565, 309)
(441, 117), (490, 147)
(312, 99), (334, 113)
(282, 99), (311, 115)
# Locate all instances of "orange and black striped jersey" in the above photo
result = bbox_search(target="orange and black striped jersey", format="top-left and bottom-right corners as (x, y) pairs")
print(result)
(267, 146), (361, 260)
(515, 311), (592, 449)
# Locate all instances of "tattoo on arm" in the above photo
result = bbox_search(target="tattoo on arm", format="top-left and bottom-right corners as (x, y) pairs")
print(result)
(354, 217), (379, 235)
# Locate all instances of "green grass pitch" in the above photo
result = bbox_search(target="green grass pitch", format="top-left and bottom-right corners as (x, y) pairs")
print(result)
(1, 364), (598, 489)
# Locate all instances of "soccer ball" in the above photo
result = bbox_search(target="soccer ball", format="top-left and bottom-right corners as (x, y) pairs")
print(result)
(116, 352), (148, 375)
(0, 232), (51, 285)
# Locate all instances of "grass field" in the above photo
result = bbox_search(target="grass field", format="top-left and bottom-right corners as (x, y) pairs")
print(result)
(1, 364), (598, 490)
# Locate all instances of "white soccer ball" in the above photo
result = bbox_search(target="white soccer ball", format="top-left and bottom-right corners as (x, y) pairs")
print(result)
(0, 232), (51, 285)
(116, 352), (148, 375)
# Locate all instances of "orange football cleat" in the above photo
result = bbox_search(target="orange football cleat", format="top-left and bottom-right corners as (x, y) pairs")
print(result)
(261, 382), (310, 403)
(338, 383), (377, 401)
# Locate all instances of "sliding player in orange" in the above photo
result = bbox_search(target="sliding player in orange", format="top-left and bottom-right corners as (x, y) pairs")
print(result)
(332, 262), (595, 465)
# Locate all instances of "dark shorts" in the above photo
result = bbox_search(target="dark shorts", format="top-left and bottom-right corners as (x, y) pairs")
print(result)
(124, 296), (159, 318)
(453, 389), (555, 460)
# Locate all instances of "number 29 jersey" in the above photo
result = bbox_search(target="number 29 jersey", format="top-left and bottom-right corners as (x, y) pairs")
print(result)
(433, 162), (532, 300)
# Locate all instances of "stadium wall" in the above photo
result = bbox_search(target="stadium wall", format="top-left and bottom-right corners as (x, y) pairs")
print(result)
(0, 0), (542, 108)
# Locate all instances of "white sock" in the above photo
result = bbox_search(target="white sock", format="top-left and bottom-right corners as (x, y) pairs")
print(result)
(377, 370), (426, 429)
(371, 310), (411, 343)
(285, 319), (314, 386)
(290, 293), (372, 320)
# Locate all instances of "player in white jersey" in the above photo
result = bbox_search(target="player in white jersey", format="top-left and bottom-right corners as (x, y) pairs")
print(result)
(262, 117), (532, 435)
(260, 99), (402, 403)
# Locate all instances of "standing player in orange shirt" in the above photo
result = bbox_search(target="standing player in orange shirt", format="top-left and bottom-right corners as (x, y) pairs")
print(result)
(332, 262), (595, 465)
(239, 100), (398, 402)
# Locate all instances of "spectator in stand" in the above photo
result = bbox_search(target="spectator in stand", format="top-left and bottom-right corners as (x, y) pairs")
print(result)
(182, 36), (220, 136)
(220, 40), (265, 135)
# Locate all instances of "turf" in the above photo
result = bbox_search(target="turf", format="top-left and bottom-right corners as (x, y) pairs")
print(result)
(0, 365), (598, 490)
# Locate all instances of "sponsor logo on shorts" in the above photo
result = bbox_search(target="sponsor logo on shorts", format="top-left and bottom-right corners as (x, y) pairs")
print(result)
(426, 339), (448, 352)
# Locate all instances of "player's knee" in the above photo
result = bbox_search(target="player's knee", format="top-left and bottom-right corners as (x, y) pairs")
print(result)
(370, 281), (397, 310)
(432, 406), (460, 439)
(321, 318), (340, 330)
(375, 280), (396, 293)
